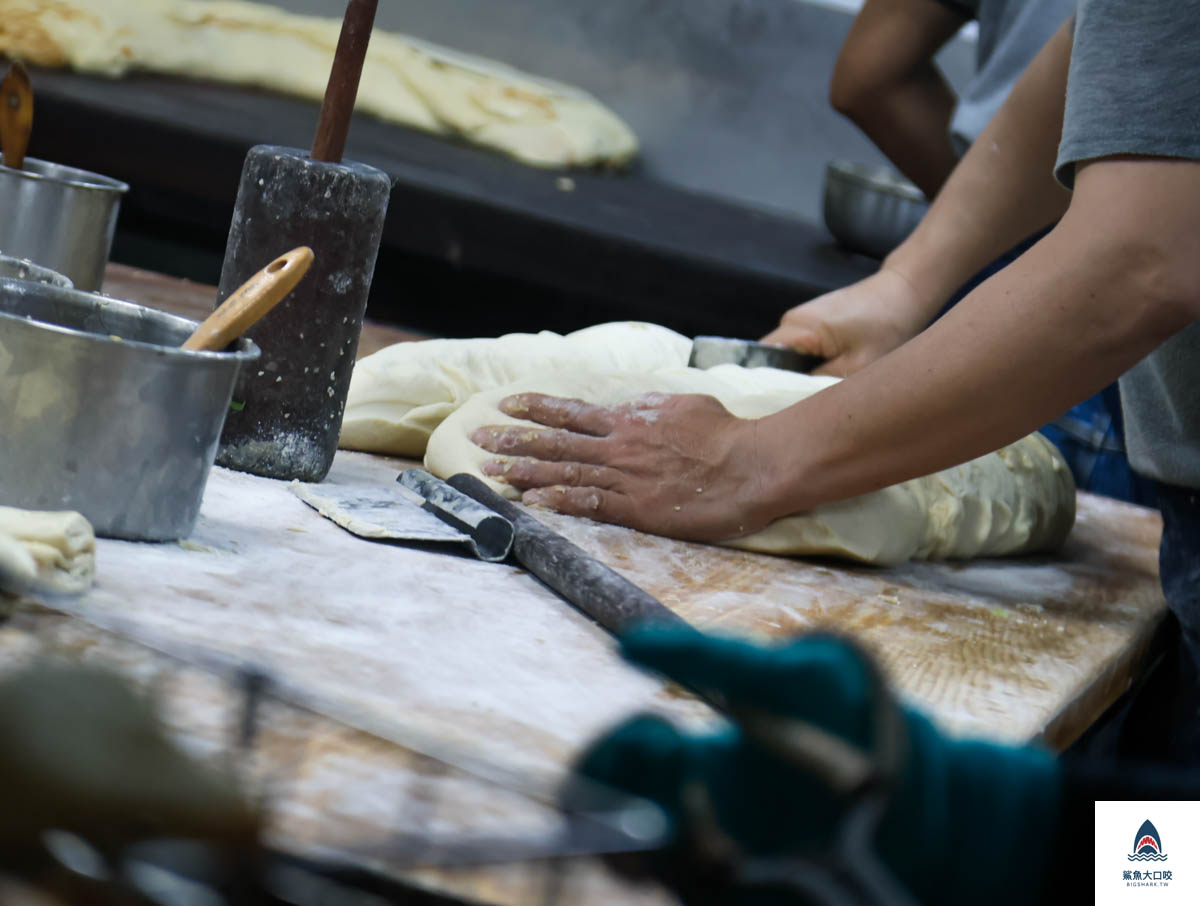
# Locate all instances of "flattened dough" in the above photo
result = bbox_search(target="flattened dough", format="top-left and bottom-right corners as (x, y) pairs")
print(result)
(0, 506), (96, 594)
(0, 0), (637, 169)
(340, 322), (692, 457)
(425, 366), (1076, 565)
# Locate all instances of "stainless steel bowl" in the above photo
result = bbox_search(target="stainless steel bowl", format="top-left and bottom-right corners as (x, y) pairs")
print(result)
(0, 278), (260, 541)
(0, 158), (129, 291)
(0, 253), (72, 288)
(822, 161), (929, 260)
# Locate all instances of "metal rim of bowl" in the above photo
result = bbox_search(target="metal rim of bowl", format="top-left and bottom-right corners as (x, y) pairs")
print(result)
(0, 277), (258, 363)
(825, 160), (927, 204)
(0, 253), (73, 288)
(0, 157), (130, 195)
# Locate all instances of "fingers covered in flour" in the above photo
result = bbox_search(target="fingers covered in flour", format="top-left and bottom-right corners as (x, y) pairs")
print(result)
(521, 486), (635, 522)
(498, 393), (615, 436)
(483, 459), (624, 490)
(475, 391), (782, 543)
(471, 424), (607, 462)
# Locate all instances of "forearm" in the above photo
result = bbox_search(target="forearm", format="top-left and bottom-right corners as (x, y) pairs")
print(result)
(838, 65), (962, 199)
(829, 0), (968, 198)
(757, 159), (1200, 515)
(880, 19), (1075, 327)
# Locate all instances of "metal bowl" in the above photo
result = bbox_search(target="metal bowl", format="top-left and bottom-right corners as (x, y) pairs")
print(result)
(822, 161), (929, 260)
(0, 157), (129, 291)
(0, 278), (260, 541)
(0, 253), (73, 288)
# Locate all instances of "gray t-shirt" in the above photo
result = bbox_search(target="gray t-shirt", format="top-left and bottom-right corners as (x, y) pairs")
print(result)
(944, 0), (1075, 150)
(1056, 1), (1200, 489)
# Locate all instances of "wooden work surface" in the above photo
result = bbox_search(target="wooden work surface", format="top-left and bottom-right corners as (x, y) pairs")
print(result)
(2, 265), (1169, 904)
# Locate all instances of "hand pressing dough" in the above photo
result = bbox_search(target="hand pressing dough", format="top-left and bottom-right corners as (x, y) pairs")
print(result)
(425, 366), (1076, 565)
(0, 506), (96, 594)
(340, 322), (692, 457)
(0, 0), (638, 169)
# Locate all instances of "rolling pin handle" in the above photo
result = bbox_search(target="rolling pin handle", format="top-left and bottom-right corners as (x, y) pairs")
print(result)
(446, 473), (690, 636)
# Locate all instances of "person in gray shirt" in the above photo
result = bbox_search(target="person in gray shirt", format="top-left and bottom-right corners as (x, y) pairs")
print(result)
(472, 0), (1200, 764)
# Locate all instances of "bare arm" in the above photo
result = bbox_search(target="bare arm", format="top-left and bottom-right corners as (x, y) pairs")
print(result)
(471, 20), (1200, 541)
(761, 156), (1200, 516)
(477, 155), (1200, 540)
(829, 0), (967, 198)
(766, 20), (1075, 374)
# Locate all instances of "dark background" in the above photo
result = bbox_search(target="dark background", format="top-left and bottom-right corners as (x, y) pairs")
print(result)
(21, 0), (974, 338)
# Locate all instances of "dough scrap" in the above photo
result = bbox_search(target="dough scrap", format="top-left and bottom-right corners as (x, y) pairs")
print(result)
(425, 367), (1076, 565)
(0, 506), (96, 594)
(340, 322), (692, 457)
(0, 0), (638, 169)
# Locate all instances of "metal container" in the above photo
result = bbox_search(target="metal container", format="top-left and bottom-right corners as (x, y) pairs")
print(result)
(0, 157), (128, 291)
(0, 278), (259, 541)
(822, 161), (929, 260)
(0, 253), (72, 288)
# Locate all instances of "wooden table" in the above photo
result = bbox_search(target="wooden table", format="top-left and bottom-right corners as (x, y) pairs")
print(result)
(1, 265), (1168, 904)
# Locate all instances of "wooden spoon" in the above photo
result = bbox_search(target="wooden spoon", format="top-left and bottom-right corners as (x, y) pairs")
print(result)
(182, 246), (314, 351)
(0, 62), (33, 170)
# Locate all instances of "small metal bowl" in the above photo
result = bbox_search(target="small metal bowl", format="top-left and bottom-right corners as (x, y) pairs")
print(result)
(822, 161), (929, 260)
(0, 253), (73, 288)
(0, 157), (128, 291)
(0, 278), (259, 541)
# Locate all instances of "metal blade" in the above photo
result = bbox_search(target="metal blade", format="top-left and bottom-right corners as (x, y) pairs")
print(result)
(689, 336), (825, 372)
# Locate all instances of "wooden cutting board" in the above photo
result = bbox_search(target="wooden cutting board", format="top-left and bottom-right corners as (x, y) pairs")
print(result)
(48, 449), (1164, 756)
(530, 486), (1165, 749)
(3, 448), (1164, 905)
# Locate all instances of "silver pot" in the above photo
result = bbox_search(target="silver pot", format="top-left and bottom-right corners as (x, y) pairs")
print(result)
(0, 278), (259, 541)
(822, 161), (929, 260)
(0, 253), (72, 288)
(0, 158), (128, 291)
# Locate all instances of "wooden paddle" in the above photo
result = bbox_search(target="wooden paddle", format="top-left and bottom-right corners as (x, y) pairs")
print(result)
(182, 247), (314, 351)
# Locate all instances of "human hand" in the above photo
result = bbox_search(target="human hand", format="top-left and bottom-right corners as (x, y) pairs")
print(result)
(566, 629), (1061, 906)
(470, 391), (778, 543)
(761, 268), (933, 377)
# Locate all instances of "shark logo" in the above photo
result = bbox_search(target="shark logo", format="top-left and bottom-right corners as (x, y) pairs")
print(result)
(1129, 819), (1168, 862)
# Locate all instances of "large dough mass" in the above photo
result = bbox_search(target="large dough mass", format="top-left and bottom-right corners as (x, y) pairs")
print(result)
(341, 322), (692, 457)
(425, 366), (1076, 565)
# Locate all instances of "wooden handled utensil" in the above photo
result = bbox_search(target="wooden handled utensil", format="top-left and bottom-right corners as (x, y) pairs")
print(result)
(0, 62), (33, 170)
(182, 247), (314, 351)
(311, 0), (379, 163)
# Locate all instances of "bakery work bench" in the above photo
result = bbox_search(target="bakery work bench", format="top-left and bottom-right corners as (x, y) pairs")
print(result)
(0, 264), (1168, 905)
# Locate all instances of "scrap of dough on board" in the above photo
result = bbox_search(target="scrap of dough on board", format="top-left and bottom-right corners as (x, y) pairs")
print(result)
(0, 507), (96, 595)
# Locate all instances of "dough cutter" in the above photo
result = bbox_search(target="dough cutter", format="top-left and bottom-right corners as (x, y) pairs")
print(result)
(690, 336), (825, 372)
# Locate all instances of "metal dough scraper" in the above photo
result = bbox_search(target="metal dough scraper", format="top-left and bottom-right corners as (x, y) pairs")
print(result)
(689, 336), (825, 372)
(292, 468), (514, 561)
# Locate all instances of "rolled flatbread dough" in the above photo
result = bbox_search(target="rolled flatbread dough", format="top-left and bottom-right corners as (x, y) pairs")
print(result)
(340, 322), (692, 457)
(0, 0), (638, 169)
(0, 506), (96, 595)
(425, 366), (1077, 565)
